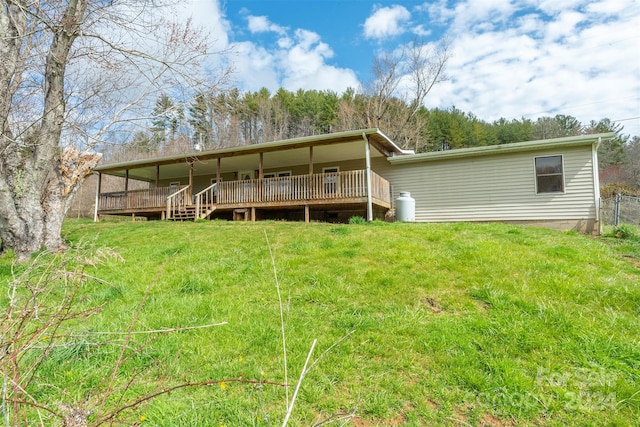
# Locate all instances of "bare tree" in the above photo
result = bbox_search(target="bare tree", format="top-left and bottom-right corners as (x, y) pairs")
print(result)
(365, 52), (402, 129)
(361, 38), (450, 151)
(0, 0), (229, 259)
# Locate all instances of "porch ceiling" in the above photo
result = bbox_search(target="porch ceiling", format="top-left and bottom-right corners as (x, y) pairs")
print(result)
(101, 138), (387, 182)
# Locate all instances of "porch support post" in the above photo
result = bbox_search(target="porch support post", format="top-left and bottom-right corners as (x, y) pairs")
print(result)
(188, 162), (194, 198)
(251, 207), (256, 221)
(363, 132), (373, 222)
(216, 158), (221, 183)
(304, 205), (310, 223)
(593, 137), (602, 234)
(258, 153), (264, 202)
(93, 172), (102, 222)
(124, 169), (129, 192)
(309, 146), (314, 199)
(155, 165), (160, 187)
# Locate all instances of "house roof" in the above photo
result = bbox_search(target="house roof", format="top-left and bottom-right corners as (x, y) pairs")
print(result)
(387, 133), (615, 165)
(95, 130), (615, 182)
(95, 128), (413, 181)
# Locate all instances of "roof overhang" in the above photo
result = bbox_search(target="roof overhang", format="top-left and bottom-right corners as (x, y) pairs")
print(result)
(387, 133), (614, 165)
(95, 128), (413, 181)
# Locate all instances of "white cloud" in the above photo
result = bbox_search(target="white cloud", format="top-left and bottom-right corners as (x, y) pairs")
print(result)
(450, 0), (515, 33)
(175, 0), (230, 51)
(515, 13), (545, 35)
(412, 24), (432, 37)
(170, 0), (640, 136)
(230, 27), (359, 93)
(246, 15), (287, 35)
(420, 0), (456, 25)
(544, 10), (585, 42)
(363, 5), (411, 39)
(586, 0), (629, 14)
(278, 30), (359, 91)
(422, 0), (640, 135)
(277, 37), (293, 49)
(534, 0), (589, 16)
(229, 41), (280, 90)
(170, 0), (235, 89)
(170, 1), (360, 95)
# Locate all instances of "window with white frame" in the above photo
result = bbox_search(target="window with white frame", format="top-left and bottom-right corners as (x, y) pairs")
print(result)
(238, 170), (254, 181)
(322, 166), (339, 174)
(263, 171), (292, 199)
(263, 171), (291, 178)
(535, 155), (564, 194)
(323, 166), (339, 194)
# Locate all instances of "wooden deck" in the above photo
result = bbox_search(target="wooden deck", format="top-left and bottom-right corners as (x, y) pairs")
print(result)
(97, 170), (391, 221)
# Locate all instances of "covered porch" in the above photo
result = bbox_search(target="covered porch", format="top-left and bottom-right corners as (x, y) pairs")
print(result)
(97, 169), (391, 221)
(93, 129), (411, 222)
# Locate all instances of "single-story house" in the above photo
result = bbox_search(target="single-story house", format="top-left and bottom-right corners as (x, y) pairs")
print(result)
(93, 128), (612, 234)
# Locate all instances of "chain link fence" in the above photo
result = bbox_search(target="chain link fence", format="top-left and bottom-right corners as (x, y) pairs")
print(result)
(601, 195), (640, 226)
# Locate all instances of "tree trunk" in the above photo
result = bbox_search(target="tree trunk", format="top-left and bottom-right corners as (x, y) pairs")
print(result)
(0, 148), (102, 260)
(0, 0), (90, 260)
(1, 0), (218, 260)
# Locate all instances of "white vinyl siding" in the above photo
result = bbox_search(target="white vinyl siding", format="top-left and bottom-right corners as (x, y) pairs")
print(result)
(377, 146), (596, 222)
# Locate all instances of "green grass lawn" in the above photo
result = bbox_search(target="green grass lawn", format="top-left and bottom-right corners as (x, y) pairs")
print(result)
(1, 220), (639, 426)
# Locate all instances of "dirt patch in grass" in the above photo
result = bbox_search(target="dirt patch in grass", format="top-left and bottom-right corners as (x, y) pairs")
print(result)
(352, 402), (414, 426)
(479, 412), (513, 426)
(473, 299), (492, 311)
(424, 297), (444, 313)
(451, 410), (513, 427)
(351, 417), (373, 426)
(621, 254), (640, 269)
(425, 398), (440, 410)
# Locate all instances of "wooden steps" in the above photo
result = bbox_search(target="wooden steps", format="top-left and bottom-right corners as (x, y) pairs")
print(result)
(169, 205), (216, 221)
(200, 207), (216, 219)
(170, 206), (197, 221)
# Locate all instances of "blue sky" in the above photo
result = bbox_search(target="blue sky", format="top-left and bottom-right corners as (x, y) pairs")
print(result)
(179, 0), (640, 136)
(222, 0), (446, 81)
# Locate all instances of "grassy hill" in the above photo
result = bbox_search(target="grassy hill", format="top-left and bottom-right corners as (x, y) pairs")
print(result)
(1, 220), (639, 426)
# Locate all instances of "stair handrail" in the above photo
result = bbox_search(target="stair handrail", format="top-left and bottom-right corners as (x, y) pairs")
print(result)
(166, 185), (190, 220)
(194, 182), (217, 219)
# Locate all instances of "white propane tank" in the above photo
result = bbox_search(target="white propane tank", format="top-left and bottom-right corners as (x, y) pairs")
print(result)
(396, 191), (415, 222)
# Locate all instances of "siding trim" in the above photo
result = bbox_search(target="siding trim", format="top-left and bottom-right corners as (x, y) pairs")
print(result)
(592, 140), (601, 225)
(388, 133), (614, 165)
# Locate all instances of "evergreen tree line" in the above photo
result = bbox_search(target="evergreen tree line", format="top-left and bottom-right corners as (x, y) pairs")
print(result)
(110, 87), (632, 173)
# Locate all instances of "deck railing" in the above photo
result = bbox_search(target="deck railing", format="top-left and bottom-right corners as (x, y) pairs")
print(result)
(166, 185), (191, 219)
(98, 170), (391, 214)
(371, 172), (391, 203)
(216, 170), (389, 205)
(194, 182), (217, 219)
(98, 187), (176, 211)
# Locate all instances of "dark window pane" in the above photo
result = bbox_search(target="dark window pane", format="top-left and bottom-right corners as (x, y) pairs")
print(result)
(535, 156), (562, 174)
(537, 175), (564, 193)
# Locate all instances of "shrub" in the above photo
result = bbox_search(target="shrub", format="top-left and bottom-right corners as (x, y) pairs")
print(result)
(348, 216), (366, 225)
(600, 183), (639, 199)
(613, 224), (639, 240)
